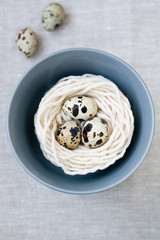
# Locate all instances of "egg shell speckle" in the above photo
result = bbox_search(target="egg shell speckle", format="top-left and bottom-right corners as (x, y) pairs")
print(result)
(16, 28), (37, 57)
(82, 117), (109, 148)
(62, 96), (98, 120)
(42, 3), (64, 31)
(56, 121), (81, 150)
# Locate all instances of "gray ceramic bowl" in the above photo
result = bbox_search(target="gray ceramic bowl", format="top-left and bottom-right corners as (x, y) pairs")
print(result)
(7, 48), (154, 194)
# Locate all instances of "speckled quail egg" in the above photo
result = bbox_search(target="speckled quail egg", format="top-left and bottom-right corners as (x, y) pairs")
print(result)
(56, 121), (81, 149)
(16, 28), (37, 57)
(82, 117), (109, 148)
(62, 96), (98, 121)
(42, 3), (64, 31)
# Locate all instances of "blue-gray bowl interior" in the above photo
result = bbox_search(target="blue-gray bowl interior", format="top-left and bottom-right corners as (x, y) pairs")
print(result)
(7, 48), (154, 194)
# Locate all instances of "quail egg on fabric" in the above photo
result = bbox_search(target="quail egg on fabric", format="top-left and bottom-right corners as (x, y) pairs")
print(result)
(62, 96), (98, 120)
(56, 121), (81, 150)
(16, 28), (37, 57)
(42, 3), (64, 31)
(82, 117), (109, 148)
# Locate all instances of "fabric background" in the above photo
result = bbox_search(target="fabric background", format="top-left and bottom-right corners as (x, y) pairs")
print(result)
(0, 0), (159, 239)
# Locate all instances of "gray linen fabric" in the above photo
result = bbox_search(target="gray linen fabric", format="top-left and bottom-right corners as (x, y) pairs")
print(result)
(0, 0), (159, 239)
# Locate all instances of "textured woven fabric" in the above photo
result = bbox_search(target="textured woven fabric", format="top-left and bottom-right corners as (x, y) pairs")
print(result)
(0, 0), (159, 239)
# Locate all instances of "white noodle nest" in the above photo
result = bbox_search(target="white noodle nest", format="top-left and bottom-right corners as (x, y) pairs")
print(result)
(34, 74), (134, 175)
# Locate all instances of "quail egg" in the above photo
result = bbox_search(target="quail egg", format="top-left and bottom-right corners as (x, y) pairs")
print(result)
(56, 121), (81, 149)
(16, 28), (37, 57)
(42, 3), (64, 31)
(82, 117), (109, 148)
(62, 96), (98, 121)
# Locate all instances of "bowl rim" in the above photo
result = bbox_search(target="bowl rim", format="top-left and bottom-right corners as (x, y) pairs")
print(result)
(7, 47), (155, 195)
